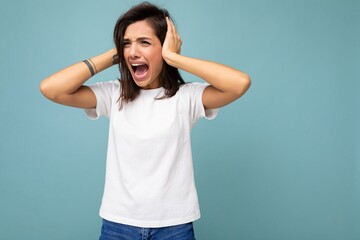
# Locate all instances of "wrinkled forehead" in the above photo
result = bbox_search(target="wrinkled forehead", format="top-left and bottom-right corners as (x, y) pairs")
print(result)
(124, 20), (156, 40)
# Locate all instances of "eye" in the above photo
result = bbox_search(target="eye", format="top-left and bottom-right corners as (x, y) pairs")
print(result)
(123, 41), (130, 48)
(141, 40), (150, 45)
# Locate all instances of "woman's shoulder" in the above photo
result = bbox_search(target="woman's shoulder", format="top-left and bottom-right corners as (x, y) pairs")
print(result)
(87, 79), (121, 99)
(89, 79), (120, 87)
(179, 82), (208, 94)
(102, 79), (121, 87)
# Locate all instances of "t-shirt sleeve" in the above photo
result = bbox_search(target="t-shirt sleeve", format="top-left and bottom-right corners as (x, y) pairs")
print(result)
(184, 82), (219, 127)
(84, 80), (120, 120)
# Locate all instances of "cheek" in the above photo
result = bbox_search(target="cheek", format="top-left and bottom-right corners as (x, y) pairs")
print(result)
(150, 48), (164, 72)
(122, 50), (130, 66)
(124, 50), (131, 61)
(155, 54), (164, 66)
(153, 56), (163, 74)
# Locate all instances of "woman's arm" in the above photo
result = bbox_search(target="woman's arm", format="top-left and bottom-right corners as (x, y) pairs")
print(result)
(40, 48), (117, 109)
(162, 17), (251, 109)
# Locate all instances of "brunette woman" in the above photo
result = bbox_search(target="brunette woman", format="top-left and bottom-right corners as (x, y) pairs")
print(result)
(40, 2), (250, 239)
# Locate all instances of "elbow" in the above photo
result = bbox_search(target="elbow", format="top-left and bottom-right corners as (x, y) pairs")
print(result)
(39, 80), (47, 96)
(39, 80), (50, 98)
(234, 74), (251, 96)
(40, 79), (57, 101)
(243, 74), (251, 91)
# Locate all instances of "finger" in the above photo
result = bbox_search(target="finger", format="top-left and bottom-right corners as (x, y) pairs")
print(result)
(171, 20), (178, 37)
(171, 22), (181, 44)
(165, 17), (181, 52)
(165, 17), (173, 35)
(167, 17), (176, 36)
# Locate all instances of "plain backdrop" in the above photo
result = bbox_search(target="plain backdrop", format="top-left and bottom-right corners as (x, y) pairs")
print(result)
(0, 0), (359, 239)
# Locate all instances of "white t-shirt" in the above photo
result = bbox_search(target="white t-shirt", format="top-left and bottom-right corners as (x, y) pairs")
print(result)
(84, 80), (218, 228)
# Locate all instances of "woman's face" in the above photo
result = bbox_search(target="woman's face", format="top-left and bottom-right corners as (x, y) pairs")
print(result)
(123, 20), (164, 89)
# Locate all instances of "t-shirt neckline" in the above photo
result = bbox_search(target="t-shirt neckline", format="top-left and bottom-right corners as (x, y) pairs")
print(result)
(140, 87), (164, 95)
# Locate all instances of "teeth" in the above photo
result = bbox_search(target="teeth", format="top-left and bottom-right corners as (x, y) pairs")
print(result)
(131, 63), (143, 66)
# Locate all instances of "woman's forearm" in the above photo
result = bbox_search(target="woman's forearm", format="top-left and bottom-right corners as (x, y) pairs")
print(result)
(163, 52), (251, 95)
(40, 48), (117, 99)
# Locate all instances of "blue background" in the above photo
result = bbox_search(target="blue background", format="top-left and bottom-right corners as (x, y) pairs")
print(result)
(0, 0), (359, 239)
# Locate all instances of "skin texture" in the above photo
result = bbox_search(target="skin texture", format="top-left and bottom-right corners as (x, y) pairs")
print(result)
(40, 17), (251, 110)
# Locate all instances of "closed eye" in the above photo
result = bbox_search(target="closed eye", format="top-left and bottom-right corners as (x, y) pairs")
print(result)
(140, 40), (150, 45)
(123, 41), (131, 47)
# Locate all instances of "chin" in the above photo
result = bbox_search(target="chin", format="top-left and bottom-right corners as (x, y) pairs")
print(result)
(133, 78), (152, 89)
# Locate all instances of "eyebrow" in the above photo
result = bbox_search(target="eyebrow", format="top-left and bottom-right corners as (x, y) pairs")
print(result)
(123, 37), (152, 42)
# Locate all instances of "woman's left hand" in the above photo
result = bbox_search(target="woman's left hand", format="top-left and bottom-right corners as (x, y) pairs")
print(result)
(162, 17), (182, 64)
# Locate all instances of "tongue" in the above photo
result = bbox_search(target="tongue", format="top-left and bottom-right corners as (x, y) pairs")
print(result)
(135, 64), (149, 75)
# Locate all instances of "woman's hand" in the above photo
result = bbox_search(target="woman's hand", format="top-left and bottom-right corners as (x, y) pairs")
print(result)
(160, 18), (251, 110)
(162, 17), (182, 65)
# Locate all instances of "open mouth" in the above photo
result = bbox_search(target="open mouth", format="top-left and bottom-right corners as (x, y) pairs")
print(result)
(131, 63), (149, 76)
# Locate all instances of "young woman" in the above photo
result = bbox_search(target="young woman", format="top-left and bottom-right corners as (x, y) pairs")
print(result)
(40, 2), (250, 240)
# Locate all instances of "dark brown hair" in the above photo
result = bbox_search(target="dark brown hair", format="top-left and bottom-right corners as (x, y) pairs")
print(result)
(113, 2), (185, 109)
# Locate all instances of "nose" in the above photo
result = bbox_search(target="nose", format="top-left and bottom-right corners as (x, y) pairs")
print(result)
(129, 43), (140, 59)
